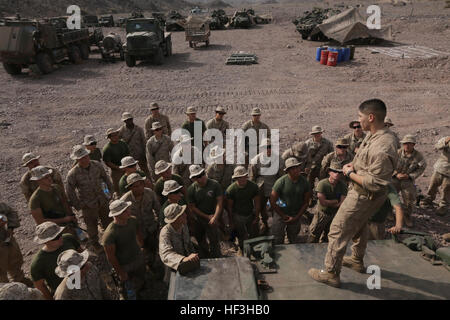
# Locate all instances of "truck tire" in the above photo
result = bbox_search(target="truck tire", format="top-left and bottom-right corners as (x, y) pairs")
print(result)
(3, 63), (22, 75)
(164, 39), (172, 57)
(189, 41), (193, 48)
(125, 54), (136, 67)
(36, 53), (54, 74)
(154, 46), (164, 65)
(79, 43), (90, 60)
(119, 47), (125, 61)
(205, 40), (209, 47)
(68, 46), (82, 64)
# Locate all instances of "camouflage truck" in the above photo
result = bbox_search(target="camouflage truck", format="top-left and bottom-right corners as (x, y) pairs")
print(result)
(83, 15), (99, 27)
(209, 9), (229, 30)
(165, 11), (186, 32)
(99, 32), (124, 61)
(292, 7), (341, 40)
(0, 18), (90, 75)
(229, 10), (252, 29)
(123, 18), (172, 67)
(99, 15), (114, 27)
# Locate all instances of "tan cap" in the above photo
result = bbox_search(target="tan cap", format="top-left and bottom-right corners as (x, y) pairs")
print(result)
(335, 138), (350, 147)
(251, 107), (262, 116)
(400, 134), (416, 144)
(119, 156), (138, 169)
(189, 164), (205, 179)
(284, 157), (302, 172)
(125, 172), (146, 188)
(22, 152), (40, 167)
(106, 128), (120, 138)
(121, 112), (133, 122)
(155, 160), (172, 175)
(209, 145), (225, 160)
(162, 180), (183, 196)
(152, 121), (163, 131)
(30, 166), (53, 181)
(215, 106), (227, 114)
(328, 160), (343, 173)
(150, 102), (159, 110)
(34, 222), (64, 244)
(70, 145), (90, 161)
(232, 166), (248, 179)
(384, 118), (394, 126)
(349, 120), (360, 129)
(108, 200), (132, 217)
(310, 125), (324, 135)
(55, 249), (89, 278)
(0, 282), (44, 300)
(185, 106), (197, 114)
(82, 135), (97, 146)
(164, 203), (187, 224)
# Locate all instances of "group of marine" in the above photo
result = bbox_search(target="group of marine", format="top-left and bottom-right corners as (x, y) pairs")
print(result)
(0, 99), (449, 299)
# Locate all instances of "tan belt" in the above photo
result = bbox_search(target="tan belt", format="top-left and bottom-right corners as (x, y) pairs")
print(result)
(352, 183), (386, 200)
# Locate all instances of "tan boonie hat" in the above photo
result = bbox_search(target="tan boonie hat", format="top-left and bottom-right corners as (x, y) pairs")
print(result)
(400, 134), (416, 144)
(22, 152), (41, 167)
(30, 166), (53, 181)
(349, 120), (360, 129)
(189, 164), (205, 179)
(435, 136), (449, 150)
(70, 145), (90, 161)
(162, 180), (183, 196)
(215, 106), (226, 114)
(185, 106), (197, 114)
(164, 203), (187, 224)
(155, 160), (172, 175)
(150, 102), (159, 110)
(121, 112), (133, 122)
(284, 157), (302, 172)
(152, 122), (163, 131)
(0, 282), (44, 300)
(34, 221), (65, 244)
(335, 138), (350, 147)
(82, 135), (97, 146)
(310, 125), (324, 135)
(251, 107), (262, 116)
(119, 156), (138, 169)
(209, 145), (225, 160)
(328, 161), (343, 173)
(109, 200), (132, 217)
(232, 166), (248, 179)
(126, 172), (146, 188)
(106, 128), (120, 138)
(384, 118), (394, 126)
(55, 249), (89, 278)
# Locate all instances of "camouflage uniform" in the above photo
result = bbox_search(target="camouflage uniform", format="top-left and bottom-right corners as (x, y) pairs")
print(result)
(0, 203), (28, 284)
(172, 146), (202, 187)
(242, 120), (271, 158)
(145, 135), (173, 178)
(282, 141), (310, 171)
(205, 163), (235, 191)
(144, 114), (172, 140)
(118, 124), (149, 176)
(423, 137), (450, 212)
(206, 118), (230, 138)
(305, 137), (334, 186)
(320, 151), (354, 180)
(323, 128), (398, 274)
(54, 264), (114, 300)
(66, 161), (113, 244)
(392, 149), (426, 220)
(343, 132), (366, 155)
(159, 224), (196, 271)
(20, 167), (65, 202)
(120, 188), (161, 263)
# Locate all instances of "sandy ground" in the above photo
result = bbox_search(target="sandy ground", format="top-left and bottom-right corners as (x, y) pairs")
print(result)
(0, 0), (449, 293)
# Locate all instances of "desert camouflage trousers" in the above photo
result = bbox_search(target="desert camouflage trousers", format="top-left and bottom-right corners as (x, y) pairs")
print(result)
(0, 236), (26, 283)
(425, 171), (450, 208)
(82, 204), (111, 244)
(324, 189), (387, 274)
(308, 210), (334, 243)
(368, 221), (385, 240)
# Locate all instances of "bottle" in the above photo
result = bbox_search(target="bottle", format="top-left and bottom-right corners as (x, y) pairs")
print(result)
(276, 198), (287, 208)
(124, 280), (137, 300)
(101, 182), (111, 200)
(75, 227), (87, 242)
(266, 199), (271, 210)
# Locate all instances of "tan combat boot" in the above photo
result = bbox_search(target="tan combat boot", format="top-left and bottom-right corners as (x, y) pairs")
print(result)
(342, 256), (365, 273)
(308, 268), (341, 288)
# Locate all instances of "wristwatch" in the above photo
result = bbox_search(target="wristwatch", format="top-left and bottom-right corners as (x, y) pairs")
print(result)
(346, 170), (354, 178)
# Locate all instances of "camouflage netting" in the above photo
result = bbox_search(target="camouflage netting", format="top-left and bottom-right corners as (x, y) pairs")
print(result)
(292, 7), (342, 41)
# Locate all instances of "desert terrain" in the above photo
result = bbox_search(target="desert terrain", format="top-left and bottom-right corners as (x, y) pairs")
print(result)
(0, 0), (449, 294)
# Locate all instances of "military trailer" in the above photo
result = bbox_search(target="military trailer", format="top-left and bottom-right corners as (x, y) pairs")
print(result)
(123, 18), (172, 67)
(185, 16), (210, 49)
(99, 32), (124, 61)
(0, 19), (90, 75)
(99, 15), (114, 27)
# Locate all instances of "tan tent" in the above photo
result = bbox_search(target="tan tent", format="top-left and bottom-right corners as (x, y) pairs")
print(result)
(311, 8), (392, 44)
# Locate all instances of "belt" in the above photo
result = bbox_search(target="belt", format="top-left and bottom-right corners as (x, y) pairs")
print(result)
(352, 183), (386, 200)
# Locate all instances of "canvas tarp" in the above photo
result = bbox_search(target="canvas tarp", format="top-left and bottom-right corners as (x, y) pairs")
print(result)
(312, 7), (392, 44)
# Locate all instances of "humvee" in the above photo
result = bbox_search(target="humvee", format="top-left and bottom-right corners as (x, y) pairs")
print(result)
(123, 18), (172, 67)
(0, 18), (90, 75)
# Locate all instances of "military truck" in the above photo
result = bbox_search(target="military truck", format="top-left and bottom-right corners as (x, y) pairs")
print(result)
(99, 15), (114, 27)
(83, 15), (99, 27)
(210, 9), (228, 30)
(123, 18), (172, 67)
(0, 18), (90, 75)
(166, 11), (186, 31)
(229, 10), (252, 29)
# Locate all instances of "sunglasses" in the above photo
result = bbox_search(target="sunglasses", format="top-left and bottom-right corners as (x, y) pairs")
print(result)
(154, 128), (162, 131)
(52, 233), (62, 241)
(353, 125), (361, 129)
(336, 145), (348, 149)
(193, 172), (205, 179)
